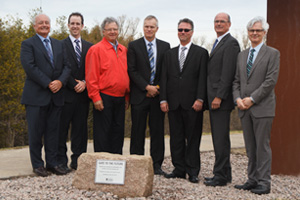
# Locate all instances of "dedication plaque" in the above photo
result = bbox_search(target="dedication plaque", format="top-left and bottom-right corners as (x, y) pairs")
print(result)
(95, 160), (126, 185)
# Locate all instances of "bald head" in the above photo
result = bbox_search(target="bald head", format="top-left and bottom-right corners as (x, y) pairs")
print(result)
(214, 12), (231, 37)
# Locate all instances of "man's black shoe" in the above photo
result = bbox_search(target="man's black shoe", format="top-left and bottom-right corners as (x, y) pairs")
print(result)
(234, 182), (257, 191)
(70, 163), (77, 170)
(154, 168), (166, 176)
(205, 176), (231, 183)
(204, 178), (227, 187)
(33, 166), (49, 177)
(58, 164), (71, 173)
(47, 166), (67, 175)
(164, 172), (185, 179)
(251, 184), (270, 195)
(188, 176), (199, 183)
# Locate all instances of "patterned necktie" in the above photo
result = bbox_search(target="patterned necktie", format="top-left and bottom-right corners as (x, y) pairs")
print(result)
(74, 39), (81, 65)
(179, 46), (187, 72)
(148, 42), (155, 84)
(247, 49), (255, 77)
(43, 39), (53, 66)
(211, 39), (218, 53)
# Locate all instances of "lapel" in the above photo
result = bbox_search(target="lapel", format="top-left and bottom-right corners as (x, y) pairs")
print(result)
(181, 44), (195, 74)
(139, 38), (151, 68)
(210, 33), (230, 59)
(33, 35), (53, 66)
(240, 48), (249, 80)
(248, 44), (267, 78)
(173, 46), (181, 73)
(50, 37), (57, 68)
(66, 37), (78, 65)
(156, 39), (162, 66)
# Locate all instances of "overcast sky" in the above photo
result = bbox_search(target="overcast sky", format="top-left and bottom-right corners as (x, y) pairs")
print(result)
(1, 0), (267, 47)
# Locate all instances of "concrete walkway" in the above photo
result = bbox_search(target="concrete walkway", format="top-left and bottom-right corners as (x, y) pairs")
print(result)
(0, 133), (244, 180)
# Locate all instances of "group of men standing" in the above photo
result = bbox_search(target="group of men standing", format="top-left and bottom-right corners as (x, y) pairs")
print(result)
(20, 11), (279, 196)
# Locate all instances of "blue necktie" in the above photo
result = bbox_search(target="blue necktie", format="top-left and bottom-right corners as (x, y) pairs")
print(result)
(148, 42), (155, 84)
(247, 49), (255, 77)
(211, 39), (218, 53)
(74, 39), (81, 66)
(43, 39), (53, 66)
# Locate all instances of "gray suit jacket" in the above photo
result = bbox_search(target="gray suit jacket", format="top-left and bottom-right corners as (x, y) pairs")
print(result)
(232, 44), (280, 118)
(207, 33), (240, 110)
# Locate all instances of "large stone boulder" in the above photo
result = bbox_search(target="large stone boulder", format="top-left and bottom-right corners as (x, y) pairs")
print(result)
(72, 152), (154, 198)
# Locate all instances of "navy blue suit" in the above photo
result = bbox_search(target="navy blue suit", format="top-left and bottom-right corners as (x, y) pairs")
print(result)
(21, 34), (70, 169)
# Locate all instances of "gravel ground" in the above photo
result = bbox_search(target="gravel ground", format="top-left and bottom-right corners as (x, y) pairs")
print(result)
(0, 151), (299, 200)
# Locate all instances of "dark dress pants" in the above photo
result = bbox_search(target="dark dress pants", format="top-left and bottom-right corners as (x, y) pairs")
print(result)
(168, 106), (203, 177)
(93, 93), (125, 154)
(58, 99), (89, 167)
(26, 101), (62, 169)
(130, 95), (165, 169)
(209, 109), (232, 182)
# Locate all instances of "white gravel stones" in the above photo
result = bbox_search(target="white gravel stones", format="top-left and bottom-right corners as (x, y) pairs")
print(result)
(0, 151), (299, 200)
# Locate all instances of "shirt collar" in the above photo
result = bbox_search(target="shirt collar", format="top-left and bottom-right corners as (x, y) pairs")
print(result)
(109, 40), (119, 51)
(69, 34), (81, 43)
(179, 41), (192, 50)
(36, 33), (50, 42)
(250, 42), (264, 53)
(217, 31), (230, 42)
(144, 37), (156, 47)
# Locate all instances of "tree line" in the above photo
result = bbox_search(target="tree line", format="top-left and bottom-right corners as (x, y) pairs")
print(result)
(0, 9), (242, 148)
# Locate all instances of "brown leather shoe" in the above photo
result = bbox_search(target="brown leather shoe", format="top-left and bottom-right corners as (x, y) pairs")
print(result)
(47, 166), (67, 175)
(33, 166), (49, 177)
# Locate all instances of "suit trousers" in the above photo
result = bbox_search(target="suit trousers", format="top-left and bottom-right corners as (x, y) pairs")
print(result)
(209, 109), (232, 181)
(57, 99), (89, 167)
(130, 96), (165, 169)
(26, 101), (62, 169)
(241, 109), (273, 188)
(168, 106), (203, 177)
(93, 93), (125, 154)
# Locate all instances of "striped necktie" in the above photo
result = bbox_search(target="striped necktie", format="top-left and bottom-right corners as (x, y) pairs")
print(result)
(179, 46), (187, 72)
(247, 49), (255, 77)
(74, 39), (81, 65)
(148, 42), (155, 84)
(43, 39), (53, 67)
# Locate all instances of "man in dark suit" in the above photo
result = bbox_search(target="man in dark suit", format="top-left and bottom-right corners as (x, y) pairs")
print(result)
(204, 12), (240, 187)
(233, 16), (280, 195)
(20, 13), (70, 176)
(160, 18), (208, 183)
(127, 15), (170, 175)
(58, 12), (93, 172)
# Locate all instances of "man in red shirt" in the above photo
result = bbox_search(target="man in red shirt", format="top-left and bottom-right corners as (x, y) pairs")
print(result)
(85, 17), (130, 154)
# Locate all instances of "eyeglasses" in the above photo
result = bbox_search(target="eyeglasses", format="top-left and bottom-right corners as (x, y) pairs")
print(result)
(178, 29), (192, 32)
(248, 29), (264, 33)
(104, 28), (118, 32)
(214, 20), (228, 24)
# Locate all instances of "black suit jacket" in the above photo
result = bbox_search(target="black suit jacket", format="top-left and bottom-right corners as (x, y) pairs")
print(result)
(62, 37), (93, 103)
(128, 37), (170, 105)
(207, 33), (240, 110)
(160, 44), (208, 110)
(21, 34), (70, 106)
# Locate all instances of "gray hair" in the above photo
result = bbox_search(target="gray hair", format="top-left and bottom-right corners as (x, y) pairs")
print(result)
(144, 15), (159, 27)
(247, 16), (269, 32)
(32, 13), (51, 25)
(101, 17), (119, 30)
